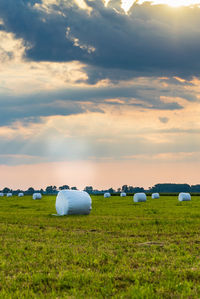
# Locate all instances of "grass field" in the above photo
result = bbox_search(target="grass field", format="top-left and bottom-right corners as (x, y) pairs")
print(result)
(0, 195), (200, 298)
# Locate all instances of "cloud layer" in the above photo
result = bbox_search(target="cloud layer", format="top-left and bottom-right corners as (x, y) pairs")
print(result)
(1, 0), (200, 80)
(0, 0), (200, 187)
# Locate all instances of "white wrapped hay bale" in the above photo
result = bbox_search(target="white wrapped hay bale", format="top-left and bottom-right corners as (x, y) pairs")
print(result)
(56, 190), (92, 216)
(152, 193), (160, 199)
(104, 192), (111, 198)
(33, 193), (42, 200)
(120, 192), (126, 197)
(178, 193), (191, 202)
(0, 193), (4, 197)
(18, 193), (24, 197)
(133, 193), (147, 203)
(7, 193), (12, 197)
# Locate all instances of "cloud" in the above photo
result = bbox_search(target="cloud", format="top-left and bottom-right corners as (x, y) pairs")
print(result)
(0, 105), (200, 167)
(159, 117), (169, 123)
(1, 123), (200, 165)
(0, 78), (187, 125)
(0, 0), (200, 171)
(0, 0), (198, 128)
(1, 0), (200, 82)
(0, 29), (197, 128)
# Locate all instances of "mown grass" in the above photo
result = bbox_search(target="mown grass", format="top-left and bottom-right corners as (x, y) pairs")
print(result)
(0, 195), (200, 298)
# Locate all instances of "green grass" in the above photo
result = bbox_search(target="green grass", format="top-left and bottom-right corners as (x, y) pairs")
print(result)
(0, 195), (200, 298)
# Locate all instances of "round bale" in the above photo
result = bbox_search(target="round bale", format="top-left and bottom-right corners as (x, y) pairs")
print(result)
(0, 193), (4, 197)
(120, 192), (126, 197)
(152, 193), (160, 199)
(178, 193), (191, 202)
(18, 193), (24, 197)
(56, 190), (92, 216)
(104, 192), (111, 198)
(7, 193), (12, 197)
(133, 192), (147, 203)
(33, 193), (42, 200)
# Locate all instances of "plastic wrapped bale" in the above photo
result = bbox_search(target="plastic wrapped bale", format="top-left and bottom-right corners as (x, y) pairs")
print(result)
(152, 193), (160, 199)
(18, 193), (24, 197)
(104, 192), (111, 198)
(178, 193), (191, 202)
(0, 193), (4, 197)
(7, 193), (12, 197)
(120, 192), (126, 197)
(33, 193), (42, 200)
(133, 193), (147, 203)
(56, 190), (92, 216)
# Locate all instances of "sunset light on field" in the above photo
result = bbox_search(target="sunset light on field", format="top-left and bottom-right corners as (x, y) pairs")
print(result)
(1, 1), (200, 296)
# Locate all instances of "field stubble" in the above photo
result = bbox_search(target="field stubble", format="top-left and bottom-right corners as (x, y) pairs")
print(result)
(0, 195), (200, 298)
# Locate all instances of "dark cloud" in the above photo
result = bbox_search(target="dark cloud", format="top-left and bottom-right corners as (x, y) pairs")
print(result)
(0, 81), (186, 125)
(0, 0), (199, 128)
(1, 0), (200, 81)
(0, 0), (82, 61)
(159, 77), (194, 86)
(0, 24), (5, 30)
(159, 117), (169, 124)
(0, 99), (87, 126)
(160, 128), (200, 134)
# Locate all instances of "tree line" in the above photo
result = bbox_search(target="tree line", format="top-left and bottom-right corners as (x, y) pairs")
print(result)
(1, 183), (200, 195)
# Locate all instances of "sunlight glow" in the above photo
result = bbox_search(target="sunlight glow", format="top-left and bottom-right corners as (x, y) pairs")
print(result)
(137, 0), (200, 7)
(104, 0), (110, 6)
(121, 0), (135, 12)
(74, 0), (92, 12)
(105, 0), (200, 13)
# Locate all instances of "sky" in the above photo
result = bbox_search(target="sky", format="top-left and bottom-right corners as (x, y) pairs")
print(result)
(1, 0), (200, 190)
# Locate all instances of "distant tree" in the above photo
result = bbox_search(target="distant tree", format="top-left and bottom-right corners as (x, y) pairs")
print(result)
(149, 183), (191, 193)
(121, 185), (144, 193)
(46, 186), (52, 193)
(128, 186), (134, 193)
(122, 185), (128, 193)
(132, 187), (145, 193)
(108, 188), (115, 194)
(84, 186), (93, 194)
(59, 185), (70, 190)
(46, 186), (57, 194)
(3, 187), (10, 193)
(26, 187), (35, 195)
(191, 185), (200, 192)
(14, 189), (21, 195)
(71, 186), (77, 190)
(117, 188), (121, 193)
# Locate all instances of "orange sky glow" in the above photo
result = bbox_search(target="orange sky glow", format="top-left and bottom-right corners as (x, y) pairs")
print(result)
(1, 160), (200, 190)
